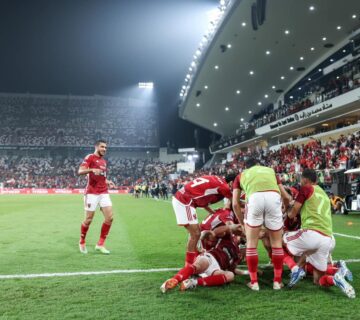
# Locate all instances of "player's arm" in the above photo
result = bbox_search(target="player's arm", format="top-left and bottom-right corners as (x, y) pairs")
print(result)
(287, 201), (302, 219)
(232, 188), (244, 225)
(78, 165), (102, 176)
(203, 206), (216, 215)
(212, 224), (243, 238)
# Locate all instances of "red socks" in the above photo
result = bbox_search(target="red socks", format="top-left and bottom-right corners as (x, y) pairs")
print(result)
(197, 274), (227, 287)
(283, 252), (296, 270)
(174, 265), (196, 282)
(246, 248), (259, 284)
(80, 223), (89, 244)
(326, 265), (338, 276)
(185, 251), (198, 265)
(319, 275), (335, 287)
(272, 247), (284, 283)
(97, 222), (112, 246)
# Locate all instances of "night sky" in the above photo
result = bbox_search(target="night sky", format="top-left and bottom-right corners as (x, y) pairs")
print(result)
(0, 0), (219, 148)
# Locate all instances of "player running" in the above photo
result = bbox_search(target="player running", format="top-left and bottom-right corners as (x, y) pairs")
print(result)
(284, 169), (355, 298)
(78, 140), (116, 254)
(161, 224), (243, 293)
(172, 174), (235, 266)
(232, 158), (291, 291)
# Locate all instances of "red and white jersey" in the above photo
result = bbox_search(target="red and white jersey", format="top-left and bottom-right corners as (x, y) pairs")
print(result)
(80, 154), (108, 195)
(174, 175), (232, 208)
(209, 236), (241, 271)
(200, 208), (238, 232)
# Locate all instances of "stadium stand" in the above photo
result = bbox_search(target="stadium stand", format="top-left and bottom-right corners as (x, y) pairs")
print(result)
(0, 93), (159, 148)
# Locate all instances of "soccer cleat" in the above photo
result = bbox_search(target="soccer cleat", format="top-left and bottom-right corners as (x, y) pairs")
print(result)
(95, 245), (110, 254)
(337, 260), (353, 282)
(273, 282), (284, 290)
(288, 267), (306, 288)
(79, 243), (88, 254)
(333, 272), (356, 299)
(160, 278), (179, 293)
(247, 282), (260, 291)
(180, 278), (197, 291)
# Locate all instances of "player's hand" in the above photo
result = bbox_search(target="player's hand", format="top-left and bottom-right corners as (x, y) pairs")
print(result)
(92, 168), (103, 175)
(107, 181), (116, 189)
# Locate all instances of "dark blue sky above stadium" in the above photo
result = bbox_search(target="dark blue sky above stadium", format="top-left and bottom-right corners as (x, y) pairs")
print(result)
(0, 0), (218, 147)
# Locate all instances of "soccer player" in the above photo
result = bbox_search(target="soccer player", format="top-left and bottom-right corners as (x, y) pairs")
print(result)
(172, 174), (235, 266)
(160, 224), (243, 293)
(232, 158), (291, 290)
(78, 140), (116, 254)
(284, 169), (355, 298)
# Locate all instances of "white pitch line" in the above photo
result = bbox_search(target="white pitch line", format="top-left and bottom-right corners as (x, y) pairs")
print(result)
(0, 268), (179, 280)
(334, 233), (360, 240)
(1, 259), (360, 280)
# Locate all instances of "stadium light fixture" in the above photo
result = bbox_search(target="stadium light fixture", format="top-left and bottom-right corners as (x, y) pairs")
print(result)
(227, 44), (232, 49)
(240, 118), (244, 122)
(336, 25), (342, 30)
(272, 85), (276, 89)
(204, 85), (208, 89)
(322, 37), (327, 41)
(196, 103), (200, 107)
(249, 70), (254, 75)
(284, 30), (290, 35)
(352, 14), (357, 19)
(280, 76), (285, 80)
(214, 65), (219, 70)
(300, 56), (304, 60)
(343, 49), (346, 53)
(309, 6), (315, 11)
(225, 106), (230, 111)
(257, 102), (262, 106)
(236, 90), (241, 94)
(290, 66), (294, 70)
(248, 110), (252, 114)
(264, 94), (268, 98)
(213, 122), (218, 127)
(138, 82), (154, 89)
(266, 50), (271, 55)
(310, 47), (315, 51)
(241, 22), (246, 27)
(308, 78), (311, 81)
(318, 68), (322, 72)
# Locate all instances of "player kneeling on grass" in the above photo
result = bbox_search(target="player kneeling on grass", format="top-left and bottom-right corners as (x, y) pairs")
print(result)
(161, 224), (243, 293)
(283, 169), (355, 298)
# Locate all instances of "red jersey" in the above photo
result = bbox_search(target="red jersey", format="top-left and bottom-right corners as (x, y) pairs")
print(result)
(200, 208), (238, 232)
(175, 175), (232, 208)
(209, 236), (241, 271)
(81, 154), (108, 195)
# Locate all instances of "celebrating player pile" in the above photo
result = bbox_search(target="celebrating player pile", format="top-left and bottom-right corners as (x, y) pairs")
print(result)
(160, 160), (356, 299)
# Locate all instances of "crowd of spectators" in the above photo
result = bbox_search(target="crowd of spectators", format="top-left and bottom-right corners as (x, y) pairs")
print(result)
(211, 56), (360, 152)
(0, 94), (158, 147)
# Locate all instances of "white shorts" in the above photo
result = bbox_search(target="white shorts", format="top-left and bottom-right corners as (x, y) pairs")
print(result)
(199, 252), (221, 277)
(284, 229), (334, 272)
(84, 194), (112, 212)
(172, 197), (198, 225)
(245, 191), (283, 230)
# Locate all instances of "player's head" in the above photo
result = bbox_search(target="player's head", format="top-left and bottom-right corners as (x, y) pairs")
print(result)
(301, 168), (317, 186)
(244, 157), (258, 169)
(95, 139), (107, 157)
(224, 172), (237, 189)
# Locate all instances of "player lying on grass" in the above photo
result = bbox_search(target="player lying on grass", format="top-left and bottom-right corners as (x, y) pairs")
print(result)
(171, 174), (236, 266)
(161, 223), (243, 293)
(283, 169), (355, 298)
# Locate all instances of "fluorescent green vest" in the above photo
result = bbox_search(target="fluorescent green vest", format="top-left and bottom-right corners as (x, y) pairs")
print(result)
(240, 165), (280, 199)
(301, 185), (333, 236)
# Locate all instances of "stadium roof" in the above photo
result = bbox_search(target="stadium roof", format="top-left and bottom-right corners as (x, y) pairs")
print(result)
(179, 0), (360, 136)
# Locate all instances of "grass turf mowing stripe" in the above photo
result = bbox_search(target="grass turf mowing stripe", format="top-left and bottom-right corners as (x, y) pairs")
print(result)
(1, 259), (360, 280)
(334, 232), (360, 240)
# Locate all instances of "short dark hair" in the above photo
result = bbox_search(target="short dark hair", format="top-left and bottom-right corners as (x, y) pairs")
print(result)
(95, 139), (107, 146)
(245, 157), (258, 169)
(302, 169), (317, 183)
(225, 172), (237, 183)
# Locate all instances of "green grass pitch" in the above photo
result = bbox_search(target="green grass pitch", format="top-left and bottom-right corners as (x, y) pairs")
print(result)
(0, 195), (359, 320)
